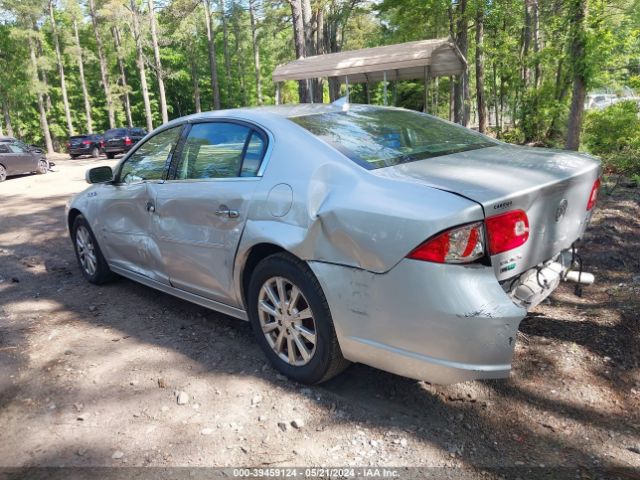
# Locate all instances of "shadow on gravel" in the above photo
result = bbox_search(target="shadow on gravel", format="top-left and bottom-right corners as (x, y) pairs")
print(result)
(1, 187), (639, 474)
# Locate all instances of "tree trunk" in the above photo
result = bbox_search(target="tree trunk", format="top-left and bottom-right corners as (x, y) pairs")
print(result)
(220, 0), (232, 106)
(203, 0), (221, 109)
(131, 0), (154, 132)
(2, 102), (14, 137)
(148, 0), (168, 124)
(28, 36), (54, 154)
(453, 0), (469, 126)
(475, 0), (487, 133)
(88, 0), (115, 129)
(191, 58), (202, 113)
(566, 0), (588, 150)
(33, 30), (52, 114)
(289, 0), (310, 103)
(112, 26), (133, 128)
(220, 0), (233, 106)
(49, 0), (74, 136)
(73, 19), (93, 133)
(231, 12), (247, 106)
(522, 0), (532, 88)
(532, 0), (541, 88)
(248, 0), (262, 105)
(314, 7), (324, 102)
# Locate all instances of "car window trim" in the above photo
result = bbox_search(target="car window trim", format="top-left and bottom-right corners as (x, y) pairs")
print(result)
(168, 118), (270, 182)
(113, 124), (185, 185)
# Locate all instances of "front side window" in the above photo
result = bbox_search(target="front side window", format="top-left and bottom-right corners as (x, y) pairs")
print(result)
(176, 122), (261, 180)
(289, 106), (498, 170)
(7, 142), (27, 153)
(119, 126), (182, 184)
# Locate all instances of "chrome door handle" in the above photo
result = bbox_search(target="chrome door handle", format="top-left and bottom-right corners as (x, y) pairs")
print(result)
(215, 208), (239, 218)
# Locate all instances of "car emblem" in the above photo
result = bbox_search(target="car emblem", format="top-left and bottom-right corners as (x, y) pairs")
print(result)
(555, 199), (568, 222)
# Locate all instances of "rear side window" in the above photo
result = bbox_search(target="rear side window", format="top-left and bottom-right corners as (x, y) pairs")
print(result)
(289, 106), (498, 169)
(118, 126), (182, 184)
(176, 122), (265, 180)
(0, 144), (9, 153)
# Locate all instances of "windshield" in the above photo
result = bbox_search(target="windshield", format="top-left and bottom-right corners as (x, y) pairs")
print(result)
(289, 107), (498, 169)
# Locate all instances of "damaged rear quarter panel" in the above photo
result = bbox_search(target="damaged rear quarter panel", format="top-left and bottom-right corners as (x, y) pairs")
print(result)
(233, 117), (486, 303)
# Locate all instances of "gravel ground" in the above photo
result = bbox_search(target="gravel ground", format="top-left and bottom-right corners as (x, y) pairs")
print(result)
(0, 155), (638, 478)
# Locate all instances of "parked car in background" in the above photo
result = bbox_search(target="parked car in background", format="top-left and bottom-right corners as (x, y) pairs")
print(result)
(102, 127), (146, 159)
(68, 134), (103, 159)
(67, 104), (601, 385)
(0, 136), (49, 182)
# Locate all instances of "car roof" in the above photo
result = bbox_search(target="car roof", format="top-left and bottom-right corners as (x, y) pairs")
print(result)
(159, 103), (396, 132)
(0, 136), (16, 142)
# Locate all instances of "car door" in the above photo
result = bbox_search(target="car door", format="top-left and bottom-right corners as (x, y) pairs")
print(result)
(5, 142), (36, 174)
(149, 121), (268, 306)
(94, 125), (183, 283)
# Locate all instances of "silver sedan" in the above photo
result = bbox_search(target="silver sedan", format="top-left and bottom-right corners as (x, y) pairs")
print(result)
(66, 104), (601, 384)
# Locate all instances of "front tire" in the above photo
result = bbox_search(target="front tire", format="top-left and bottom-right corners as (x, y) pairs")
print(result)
(72, 215), (117, 285)
(0, 164), (6, 182)
(36, 159), (48, 174)
(247, 252), (349, 384)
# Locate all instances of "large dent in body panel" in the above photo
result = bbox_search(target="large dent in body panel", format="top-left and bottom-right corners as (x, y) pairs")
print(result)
(295, 162), (484, 273)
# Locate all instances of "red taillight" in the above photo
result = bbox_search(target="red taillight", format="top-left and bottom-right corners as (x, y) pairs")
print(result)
(82, 140), (91, 145)
(485, 209), (529, 255)
(586, 178), (600, 211)
(408, 222), (485, 264)
(124, 136), (132, 145)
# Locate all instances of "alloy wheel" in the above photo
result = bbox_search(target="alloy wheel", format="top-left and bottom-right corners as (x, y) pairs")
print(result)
(0, 165), (6, 182)
(257, 276), (317, 366)
(75, 225), (97, 276)
(37, 160), (48, 174)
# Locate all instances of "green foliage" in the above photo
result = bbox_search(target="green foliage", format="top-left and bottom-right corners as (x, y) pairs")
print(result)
(583, 101), (640, 175)
(0, 0), (638, 163)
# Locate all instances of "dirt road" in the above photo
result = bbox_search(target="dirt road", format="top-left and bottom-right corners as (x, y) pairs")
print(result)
(0, 155), (638, 476)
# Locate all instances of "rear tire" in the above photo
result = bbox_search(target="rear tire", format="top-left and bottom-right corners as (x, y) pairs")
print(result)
(72, 215), (117, 285)
(247, 252), (350, 384)
(0, 164), (6, 182)
(70, 154), (79, 159)
(106, 152), (115, 159)
(91, 147), (100, 158)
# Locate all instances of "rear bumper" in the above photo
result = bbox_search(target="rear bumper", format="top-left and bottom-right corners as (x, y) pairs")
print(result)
(104, 145), (131, 153)
(69, 146), (94, 155)
(309, 259), (527, 384)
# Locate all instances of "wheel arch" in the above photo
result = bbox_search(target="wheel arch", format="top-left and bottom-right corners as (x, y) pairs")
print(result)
(239, 242), (290, 309)
(67, 208), (83, 234)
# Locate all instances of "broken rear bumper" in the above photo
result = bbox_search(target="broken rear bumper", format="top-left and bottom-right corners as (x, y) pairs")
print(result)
(309, 259), (527, 384)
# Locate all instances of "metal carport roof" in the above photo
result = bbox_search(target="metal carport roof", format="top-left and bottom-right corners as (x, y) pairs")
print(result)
(272, 37), (467, 84)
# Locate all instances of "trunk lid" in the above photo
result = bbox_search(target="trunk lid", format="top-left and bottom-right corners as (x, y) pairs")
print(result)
(374, 144), (601, 280)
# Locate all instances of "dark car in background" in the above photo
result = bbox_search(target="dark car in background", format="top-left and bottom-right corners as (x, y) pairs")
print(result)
(68, 134), (103, 159)
(0, 136), (49, 182)
(102, 127), (146, 159)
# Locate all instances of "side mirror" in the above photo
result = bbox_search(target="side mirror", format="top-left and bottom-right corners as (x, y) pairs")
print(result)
(86, 166), (113, 184)
(30, 147), (44, 154)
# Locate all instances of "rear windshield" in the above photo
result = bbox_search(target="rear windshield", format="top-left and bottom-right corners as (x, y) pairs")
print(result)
(289, 107), (498, 169)
(104, 129), (127, 139)
(70, 135), (88, 140)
